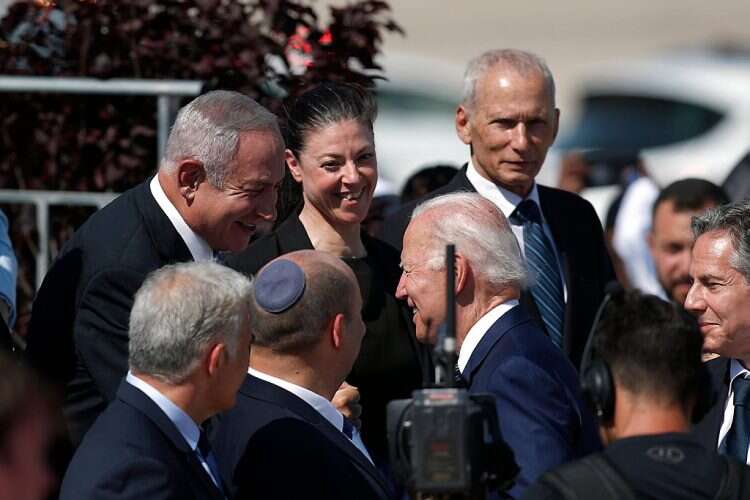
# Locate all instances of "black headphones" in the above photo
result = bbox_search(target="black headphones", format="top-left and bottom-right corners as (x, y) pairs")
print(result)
(579, 282), (620, 423)
(579, 283), (714, 424)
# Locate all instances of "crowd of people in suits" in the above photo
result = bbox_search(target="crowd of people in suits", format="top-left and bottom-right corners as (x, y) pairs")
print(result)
(2, 46), (750, 499)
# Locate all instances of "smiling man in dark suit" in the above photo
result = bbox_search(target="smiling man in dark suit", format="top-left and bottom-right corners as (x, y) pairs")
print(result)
(384, 49), (614, 368)
(688, 200), (750, 465)
(60, 261), (253, 500)
(25, 90), (285, 445)
(212, 250), (393, 500)
(396, 193), (600, 499)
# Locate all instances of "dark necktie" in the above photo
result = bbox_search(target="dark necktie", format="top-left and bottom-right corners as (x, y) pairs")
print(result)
(722, 376), (750, 461)
(454, 364), (467, 388)
(511, 199), (565, 348)
(197, 431), (225, 495)
(342, 417), (354, 439)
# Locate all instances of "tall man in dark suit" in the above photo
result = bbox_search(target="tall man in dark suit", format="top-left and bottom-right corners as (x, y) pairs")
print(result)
(384, 49), (614, 367)
(688, 200), (750, 465)
(25, 90), (285, 444)
(60, 261), (253, 499)
(212, 250), (393, 500)
(396, 193), (600, 498)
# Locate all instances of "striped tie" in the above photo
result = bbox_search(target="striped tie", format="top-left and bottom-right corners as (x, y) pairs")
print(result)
(511, 199), (565, 348)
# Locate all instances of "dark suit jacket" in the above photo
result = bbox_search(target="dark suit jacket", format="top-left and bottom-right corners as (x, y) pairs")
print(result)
(25, 180), (193, 444)
(383, 167), (615, 368)
(211, 374), (393, 500)
(691, 357), (730, 451)
(226, 213), (431, 461)
(463, 305), (601, 499)
(59, 382), (225, 500)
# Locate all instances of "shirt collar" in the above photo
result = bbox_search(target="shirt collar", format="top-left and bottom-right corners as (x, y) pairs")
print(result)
(457, 299), (519, 373)
(465, 159), (543, 222)
(730, 358), (750, 385)
(126, 371), (201, 451)
(247, 367), (344, 431)
(150, 175), (213, 262)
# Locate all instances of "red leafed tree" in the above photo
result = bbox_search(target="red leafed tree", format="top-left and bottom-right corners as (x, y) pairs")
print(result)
(0, 0), (402, 335)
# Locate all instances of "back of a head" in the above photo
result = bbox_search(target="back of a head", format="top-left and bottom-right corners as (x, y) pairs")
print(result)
(652, 178), (729, 218)
(400, 164), (459, 204)
(411, 192), (527, 292)
(461, 48), (556, 110)
(129, 261), (252, 384)
(162, 90), (281, 188)
(0, 353), (55, 500)
(248, 251), (359, 354)
(594, 290), (704, 410)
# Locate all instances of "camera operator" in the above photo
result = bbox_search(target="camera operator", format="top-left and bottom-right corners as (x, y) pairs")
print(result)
(523, 290), (750, 499)
(396, 193), (600, 498)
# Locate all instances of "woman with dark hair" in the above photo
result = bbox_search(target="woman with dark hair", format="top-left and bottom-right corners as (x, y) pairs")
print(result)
(227, 82), (430, 467)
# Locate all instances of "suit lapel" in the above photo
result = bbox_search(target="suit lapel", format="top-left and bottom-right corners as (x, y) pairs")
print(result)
(133, 178), (193, 264)
(462, 306), (533, 386)
(241, 375), (392, 496)
(692, 358), (730, 451)
(117, 382), (226, 500)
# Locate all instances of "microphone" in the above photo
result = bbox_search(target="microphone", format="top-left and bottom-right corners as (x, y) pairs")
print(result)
(578, 281), (622, 374)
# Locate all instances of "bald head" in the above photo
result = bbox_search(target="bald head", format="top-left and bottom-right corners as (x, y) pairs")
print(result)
(248, 250), (361, 353)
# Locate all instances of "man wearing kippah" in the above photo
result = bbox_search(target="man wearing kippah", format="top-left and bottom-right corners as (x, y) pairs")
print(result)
(211, 250), (393, 500)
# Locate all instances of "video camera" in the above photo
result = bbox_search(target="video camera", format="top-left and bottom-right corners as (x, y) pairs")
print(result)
(386, 245), (519, 498)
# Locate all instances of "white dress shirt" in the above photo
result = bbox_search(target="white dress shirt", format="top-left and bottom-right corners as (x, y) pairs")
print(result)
(717, 359), (750, 464)
(149, 175), (213, 262)
(457, 300), (519, 373)
(466, 161), (568, 301)
(248, 367), (374, 464)
(125, 372), (224, 489)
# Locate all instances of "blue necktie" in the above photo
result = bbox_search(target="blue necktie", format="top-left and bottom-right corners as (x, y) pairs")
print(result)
(342, 417), (354, 439)
(721, 376), (750, 462)
(197, 431), (225, 496)
(511, 199), (565, 348)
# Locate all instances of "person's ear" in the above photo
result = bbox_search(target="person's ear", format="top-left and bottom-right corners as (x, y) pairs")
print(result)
(285, 150), (304, 184)
(454, 252), (470, 295)
(177, 159), (207, 204)
(330, 313), (346, 351)
(455, 105), (472, 146)
(206, 343), (227, 377)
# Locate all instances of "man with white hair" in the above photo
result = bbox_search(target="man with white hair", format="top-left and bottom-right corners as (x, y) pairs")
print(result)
(60, 261), (252, 499)
(396, 193), (600, 498)
(385, 49), (614, 368)
(26, 90), (285, 445)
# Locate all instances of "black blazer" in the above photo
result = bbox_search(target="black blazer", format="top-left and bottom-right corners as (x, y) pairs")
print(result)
(211, 374), (394, 500)
(383, 167), (616, 368)
(25, 180), (193, 445)
(691, 357), (730, 451)
(60, 382), (225, 500)
(226, 213), (431, 461)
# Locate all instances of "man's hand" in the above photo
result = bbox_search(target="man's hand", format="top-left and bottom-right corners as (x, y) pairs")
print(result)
(332, 381), (362, 429)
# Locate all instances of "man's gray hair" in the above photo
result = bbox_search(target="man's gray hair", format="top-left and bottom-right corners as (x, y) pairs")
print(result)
(461, 49), (556, 110)
(248, 257), (358, 353)
(691, 199), (750, 282)
(161, 90), (281, 188)
(412, 192), (527, 291)
(129, 261), (252, 384)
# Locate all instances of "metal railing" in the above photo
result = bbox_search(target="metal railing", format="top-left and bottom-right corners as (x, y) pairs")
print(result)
(0, 76), (203, 288)
(0, 189), (119, 288)
(0, 76), (203, 158)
